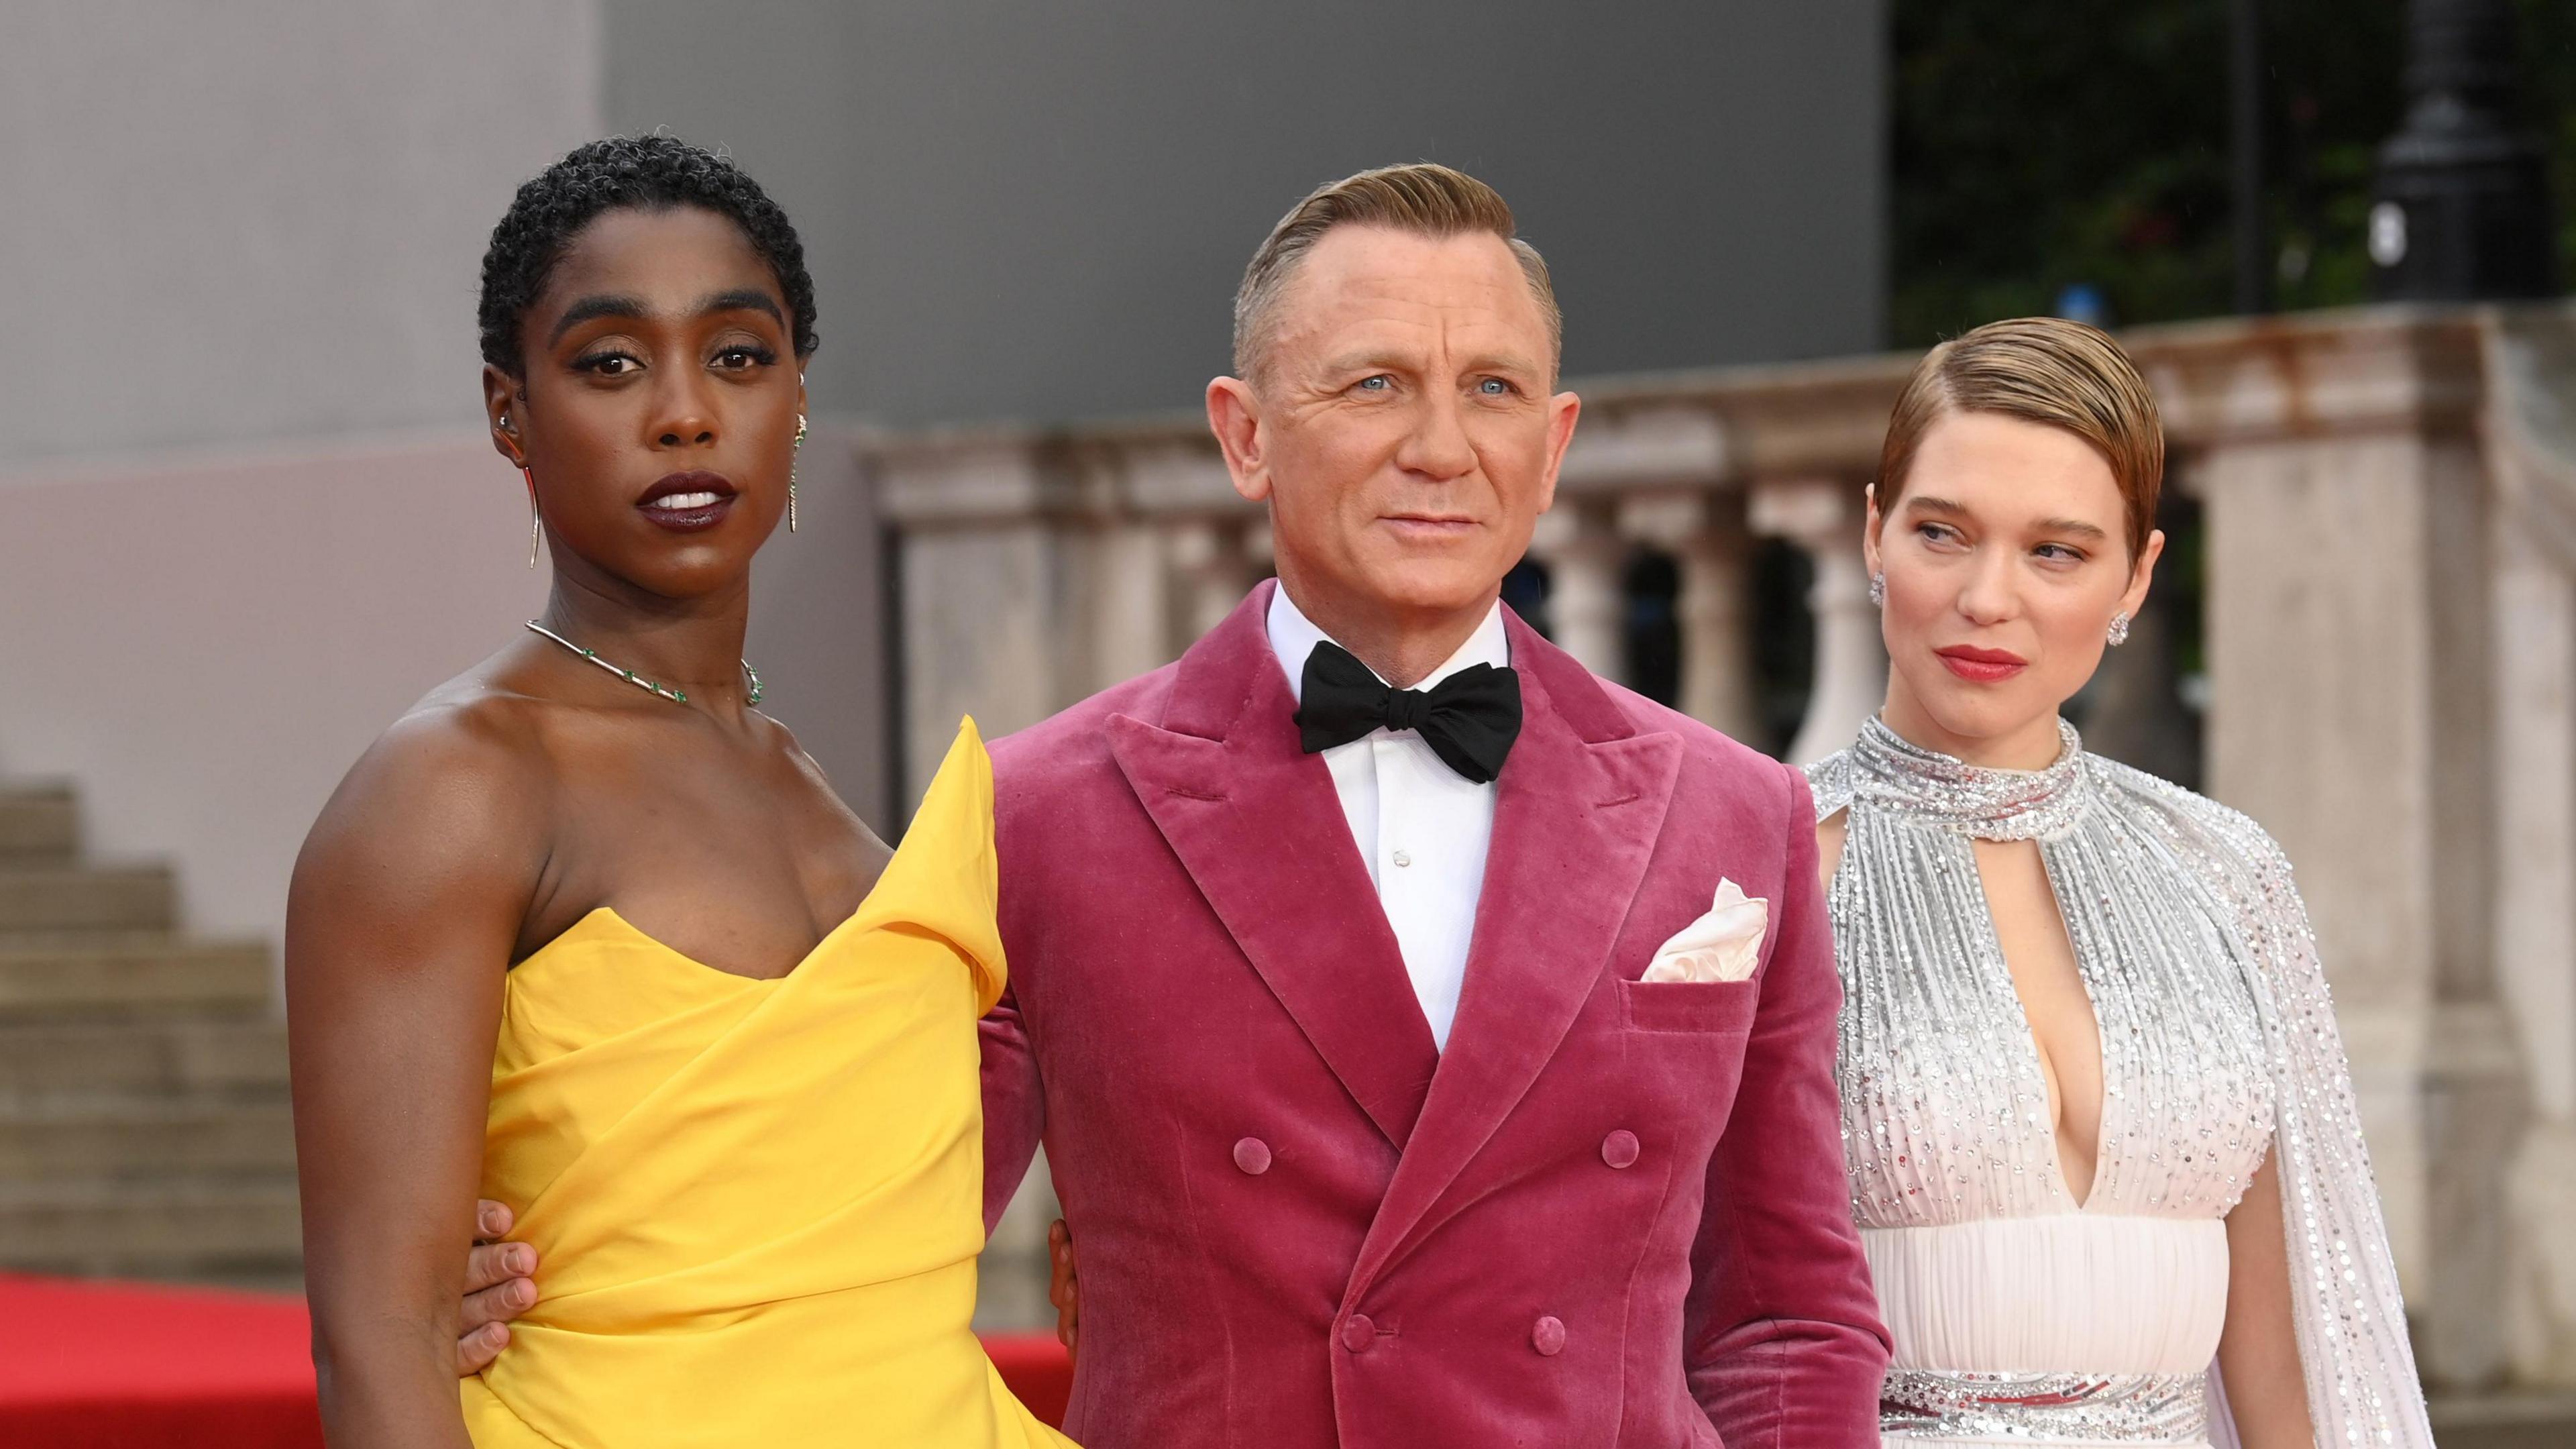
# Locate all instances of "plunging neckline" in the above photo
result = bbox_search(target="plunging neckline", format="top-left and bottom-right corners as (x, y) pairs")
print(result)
(1964, 839), (2110, 1213)
(1835, 715), (2114, 1214)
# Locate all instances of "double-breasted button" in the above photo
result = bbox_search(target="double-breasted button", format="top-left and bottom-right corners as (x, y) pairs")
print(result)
(1340, 1313), (1377, 1354)
(1233, 1137), (1273, 1175)
(1601, 1129), (1640, 1169)
(1532, 1316), (1567, 1356)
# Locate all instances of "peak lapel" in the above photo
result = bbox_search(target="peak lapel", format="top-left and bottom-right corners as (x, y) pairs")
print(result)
(1104, 586), (1438, 1150)
(1350, 618), (1680, 1289)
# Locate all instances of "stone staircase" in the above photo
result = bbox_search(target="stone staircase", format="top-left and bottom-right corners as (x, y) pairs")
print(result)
(0, 781), (299, 1289)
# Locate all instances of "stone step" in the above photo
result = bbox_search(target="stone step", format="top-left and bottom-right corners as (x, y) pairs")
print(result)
(0, 1098), (295, 1178)
(0, 1179), (301, 1280)
(0, 785), (77, 863)
(0, 864), (174, 935)
(0, 936), (268, 1018)
(0, 1018), (285, 1097)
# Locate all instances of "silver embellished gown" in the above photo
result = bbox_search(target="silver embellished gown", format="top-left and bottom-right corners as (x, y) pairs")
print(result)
(1806, 717), (2431, 1448)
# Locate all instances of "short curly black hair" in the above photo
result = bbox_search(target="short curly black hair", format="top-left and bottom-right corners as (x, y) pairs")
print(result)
(478, 133), (818, 375)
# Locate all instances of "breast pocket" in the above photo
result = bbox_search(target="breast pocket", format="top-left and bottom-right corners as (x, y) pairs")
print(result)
(1617, 977), (1760, 1034)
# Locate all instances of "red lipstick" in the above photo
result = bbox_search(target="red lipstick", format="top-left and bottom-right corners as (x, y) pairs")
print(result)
(1935, 645), (2028, 684)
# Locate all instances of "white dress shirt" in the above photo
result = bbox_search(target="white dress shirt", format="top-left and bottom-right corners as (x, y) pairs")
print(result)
(1267, 586), (1507, 1050)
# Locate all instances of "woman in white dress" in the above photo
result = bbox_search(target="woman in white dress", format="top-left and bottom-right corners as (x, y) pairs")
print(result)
(1807, 317), (2431, 1447)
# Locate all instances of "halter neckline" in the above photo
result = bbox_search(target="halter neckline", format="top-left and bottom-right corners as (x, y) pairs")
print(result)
(1845, 714), (2093, 841)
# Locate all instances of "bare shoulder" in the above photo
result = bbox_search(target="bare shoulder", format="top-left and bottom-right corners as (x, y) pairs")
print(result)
(288, 681), (557, 941)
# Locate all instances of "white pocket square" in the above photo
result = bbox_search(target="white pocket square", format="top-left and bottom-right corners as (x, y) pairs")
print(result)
(1640, 879), (1769, 984)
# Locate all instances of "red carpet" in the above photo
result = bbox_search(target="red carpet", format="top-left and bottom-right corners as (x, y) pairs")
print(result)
(0, 1275), (1073, 1445)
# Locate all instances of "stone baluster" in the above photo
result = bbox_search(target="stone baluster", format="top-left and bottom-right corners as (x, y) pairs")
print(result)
(1619, 492), (1757, 740)
(1083, 520), (1171, 696)
(1532, 501), (1625, 680)
(1751, 478), (1882, 764)
(1167, 517), (1258, 643)
(877, 439), (1073, 805)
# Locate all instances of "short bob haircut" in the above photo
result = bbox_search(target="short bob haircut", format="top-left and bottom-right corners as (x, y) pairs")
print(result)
(1876, 317), (2163, 561)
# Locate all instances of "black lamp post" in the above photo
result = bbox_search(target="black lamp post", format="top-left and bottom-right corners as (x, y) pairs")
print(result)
(2232, 0), (2269, 315)
(2371, 0), (2556, 301)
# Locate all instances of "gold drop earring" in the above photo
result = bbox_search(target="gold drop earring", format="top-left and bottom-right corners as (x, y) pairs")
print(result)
(503, 412), (541, 570)
(790, 413), (807, 533)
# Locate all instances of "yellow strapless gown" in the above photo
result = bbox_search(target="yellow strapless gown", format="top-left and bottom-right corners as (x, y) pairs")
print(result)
(462, 722), (1073, 1448)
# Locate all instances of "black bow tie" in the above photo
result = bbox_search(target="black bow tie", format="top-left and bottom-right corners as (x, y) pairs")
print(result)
(1295, 641), (1523, 784)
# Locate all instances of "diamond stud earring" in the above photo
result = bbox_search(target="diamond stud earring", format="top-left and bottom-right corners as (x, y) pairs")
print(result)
(2107, 610), (2133, 647)
(1868, 572), (1887, 608)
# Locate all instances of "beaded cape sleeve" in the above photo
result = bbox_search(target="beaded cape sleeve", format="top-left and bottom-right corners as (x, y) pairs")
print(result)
(1806, 743), (2435, 1447)
(2104, 761), (2432, 1448)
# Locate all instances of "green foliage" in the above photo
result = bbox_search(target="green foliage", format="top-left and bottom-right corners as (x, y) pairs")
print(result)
(2523, 0), (2576, 276)
(1893, 0), (2572, 345)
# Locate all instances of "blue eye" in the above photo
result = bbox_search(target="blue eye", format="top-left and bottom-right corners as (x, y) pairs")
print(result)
(1479, 378), (1511, 395)
(1356, 376), (1391, 391)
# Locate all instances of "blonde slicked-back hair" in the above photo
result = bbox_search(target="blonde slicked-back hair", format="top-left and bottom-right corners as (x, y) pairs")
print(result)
(1878, 317), (2165, 560)
(1232, 162), (1562, 386)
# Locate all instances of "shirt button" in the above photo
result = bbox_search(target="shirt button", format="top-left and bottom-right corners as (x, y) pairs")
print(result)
(1232, 1137), (1273, 1175)
(1532, 1316), (1566, 1356)
(1340, 1313), (1377, 1354)
(1601, 1130), (1640, 1169)
(1392, 849), (1413, 868)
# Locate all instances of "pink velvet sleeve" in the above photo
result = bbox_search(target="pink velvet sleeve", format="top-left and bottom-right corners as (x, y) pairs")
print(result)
(979, 982), (1044, 1236)
(1683, 763), (1888, 1447)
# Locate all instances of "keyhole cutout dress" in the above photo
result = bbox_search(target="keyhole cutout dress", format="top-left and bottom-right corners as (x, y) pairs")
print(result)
(1807, 716), (2430, 1448)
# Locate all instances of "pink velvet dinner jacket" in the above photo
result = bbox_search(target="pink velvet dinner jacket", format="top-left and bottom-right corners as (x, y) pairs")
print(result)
(980, 584), (1888, 1448)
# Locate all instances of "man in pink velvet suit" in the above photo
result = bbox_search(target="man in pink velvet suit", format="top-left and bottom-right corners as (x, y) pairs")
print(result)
(455, 163), (1885, 1445)
(988, 166), (1885, 1446)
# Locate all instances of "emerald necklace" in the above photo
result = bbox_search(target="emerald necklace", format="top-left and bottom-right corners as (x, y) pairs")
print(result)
(525, 621), (761, 707)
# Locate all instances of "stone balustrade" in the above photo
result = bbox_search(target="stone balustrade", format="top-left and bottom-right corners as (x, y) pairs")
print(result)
(868, 303), (2576, 1392)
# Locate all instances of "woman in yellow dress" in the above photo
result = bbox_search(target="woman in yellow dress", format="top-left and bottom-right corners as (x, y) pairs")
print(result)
(285, 135), (1071, 1449)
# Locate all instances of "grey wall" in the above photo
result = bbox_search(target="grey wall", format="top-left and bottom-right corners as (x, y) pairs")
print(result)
(0, 1), (603, 468)
(604, 0), (1887, 429)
